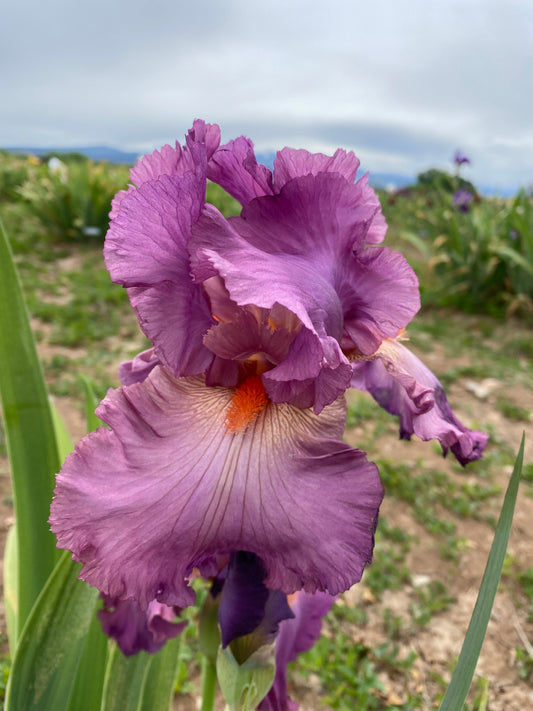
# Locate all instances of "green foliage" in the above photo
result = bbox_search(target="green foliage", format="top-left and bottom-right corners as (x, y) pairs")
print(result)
(517, 567), (533, 622)
(206, 181), (241, 217)
(297, 626), (421, 711)
(416, 168), (476, 195)
(384, 176), (533, 317)
(364, 519), (412, 599)
(410, 581), (456, 627)
(515, 646), (533, 682)
(16, 158), (129, 242)
(495, 398), (531, 422)
(0, 151), (32, 201)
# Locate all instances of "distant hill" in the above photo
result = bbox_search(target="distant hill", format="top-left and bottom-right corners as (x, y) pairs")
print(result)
(3, 145), (140, 164)
(3, 145), (517, 196)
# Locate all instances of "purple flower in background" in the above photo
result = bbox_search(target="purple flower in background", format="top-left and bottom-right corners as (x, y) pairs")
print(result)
(453, 188), (473, 213)
(454, 150), (470, 167)
(50, 121), (487, 653)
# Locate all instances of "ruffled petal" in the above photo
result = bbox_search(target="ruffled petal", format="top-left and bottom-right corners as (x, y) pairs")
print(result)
(273, 147), (360, 189)
(119, 348), (160, 386)
(50, 368), (383, 609)
(234, 172), (376, 258)
(105, 173), (204, 286)
(105, 173), (216, 376)
(351, 338), (488, 464)
(341, 247), (420, 355)
(207, 136), (274, 205)
(98, 596), (185, 656)
(110, 120), (220, 218)
(355, 174), (387, 245)
(128, 281), (215, 376)
(191, 204), (354, 410)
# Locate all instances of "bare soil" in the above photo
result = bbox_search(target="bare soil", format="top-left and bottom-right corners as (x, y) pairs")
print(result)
(1, 309), (532, 711)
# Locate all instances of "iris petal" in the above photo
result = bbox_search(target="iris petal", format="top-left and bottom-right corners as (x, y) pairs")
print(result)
(351, 338), (488, 464)
(50, 368), (383, 609)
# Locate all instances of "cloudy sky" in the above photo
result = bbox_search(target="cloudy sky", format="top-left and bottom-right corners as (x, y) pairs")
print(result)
(1, 0), (531, 192)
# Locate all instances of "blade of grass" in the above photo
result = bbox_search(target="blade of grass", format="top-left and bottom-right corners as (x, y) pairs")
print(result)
(0, 218), (60, 641)
(438, 434), (524, 711)
(79, 374), (104, 432)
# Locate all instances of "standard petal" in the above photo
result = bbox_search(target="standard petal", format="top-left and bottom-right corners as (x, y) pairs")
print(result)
(50, 368), (383, 609)
(272, 147), (360, 189)
(355, 173), (387, 244)
(105, 173), (216, 376)
(110, 120), (220, 218)
(191, 205), (354, 410)
(128, 281), (215, 376)
(105, 173), (204, 286)
(351, 338), (488, 464)
(340, 247), (420, 355)
(207, 136), (274, 205)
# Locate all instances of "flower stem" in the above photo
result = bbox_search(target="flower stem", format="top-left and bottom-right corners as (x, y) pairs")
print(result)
(200, 655), (218, 711)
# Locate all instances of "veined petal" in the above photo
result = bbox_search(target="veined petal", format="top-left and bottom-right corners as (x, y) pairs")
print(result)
(341, 247), (420, 355)
(110, 120), (220, 218)
(128, 281), (215, 376)
(105, 173), (204, 286)
(50, 368), (383, 608)
(272, 147), (360, 189)
(191, 205), (353, 409)
(352, 338), (488, 464)
(355, 173), (387, 244)
(207, 136), (274, 205)
(105, 173), (216, 376)
(119, 348), (160, 386)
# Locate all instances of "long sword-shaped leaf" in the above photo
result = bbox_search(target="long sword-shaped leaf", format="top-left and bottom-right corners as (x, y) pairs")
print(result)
(3, 524), (18, 651)
(50, 398), (74, 460)
(140, 635), (182, 711)
(438, 435), (524, 711)
(101, 645), (153, 711)
(0, 219), (61, 639)
(50, 400), (110, 711)
(101, 635), (182, 711)
(79, 375), (104, 432)
(66, 609), (109, 711)
(5, 551), (100, 711)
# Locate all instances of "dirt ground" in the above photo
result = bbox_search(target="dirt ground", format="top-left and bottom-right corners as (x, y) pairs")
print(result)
(0, 313), (532, 711)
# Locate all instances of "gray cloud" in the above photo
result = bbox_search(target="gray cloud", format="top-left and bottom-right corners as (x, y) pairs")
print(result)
(1, 0), (531, 191)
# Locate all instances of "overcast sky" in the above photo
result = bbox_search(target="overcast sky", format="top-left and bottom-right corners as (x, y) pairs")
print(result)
(1, 0), (531, 192)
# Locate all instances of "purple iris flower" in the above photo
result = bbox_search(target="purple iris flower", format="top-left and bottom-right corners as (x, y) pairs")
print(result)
(453, 188), (473, 213)
(49, 121), (486, 648)
(454, 150), (470, 167)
